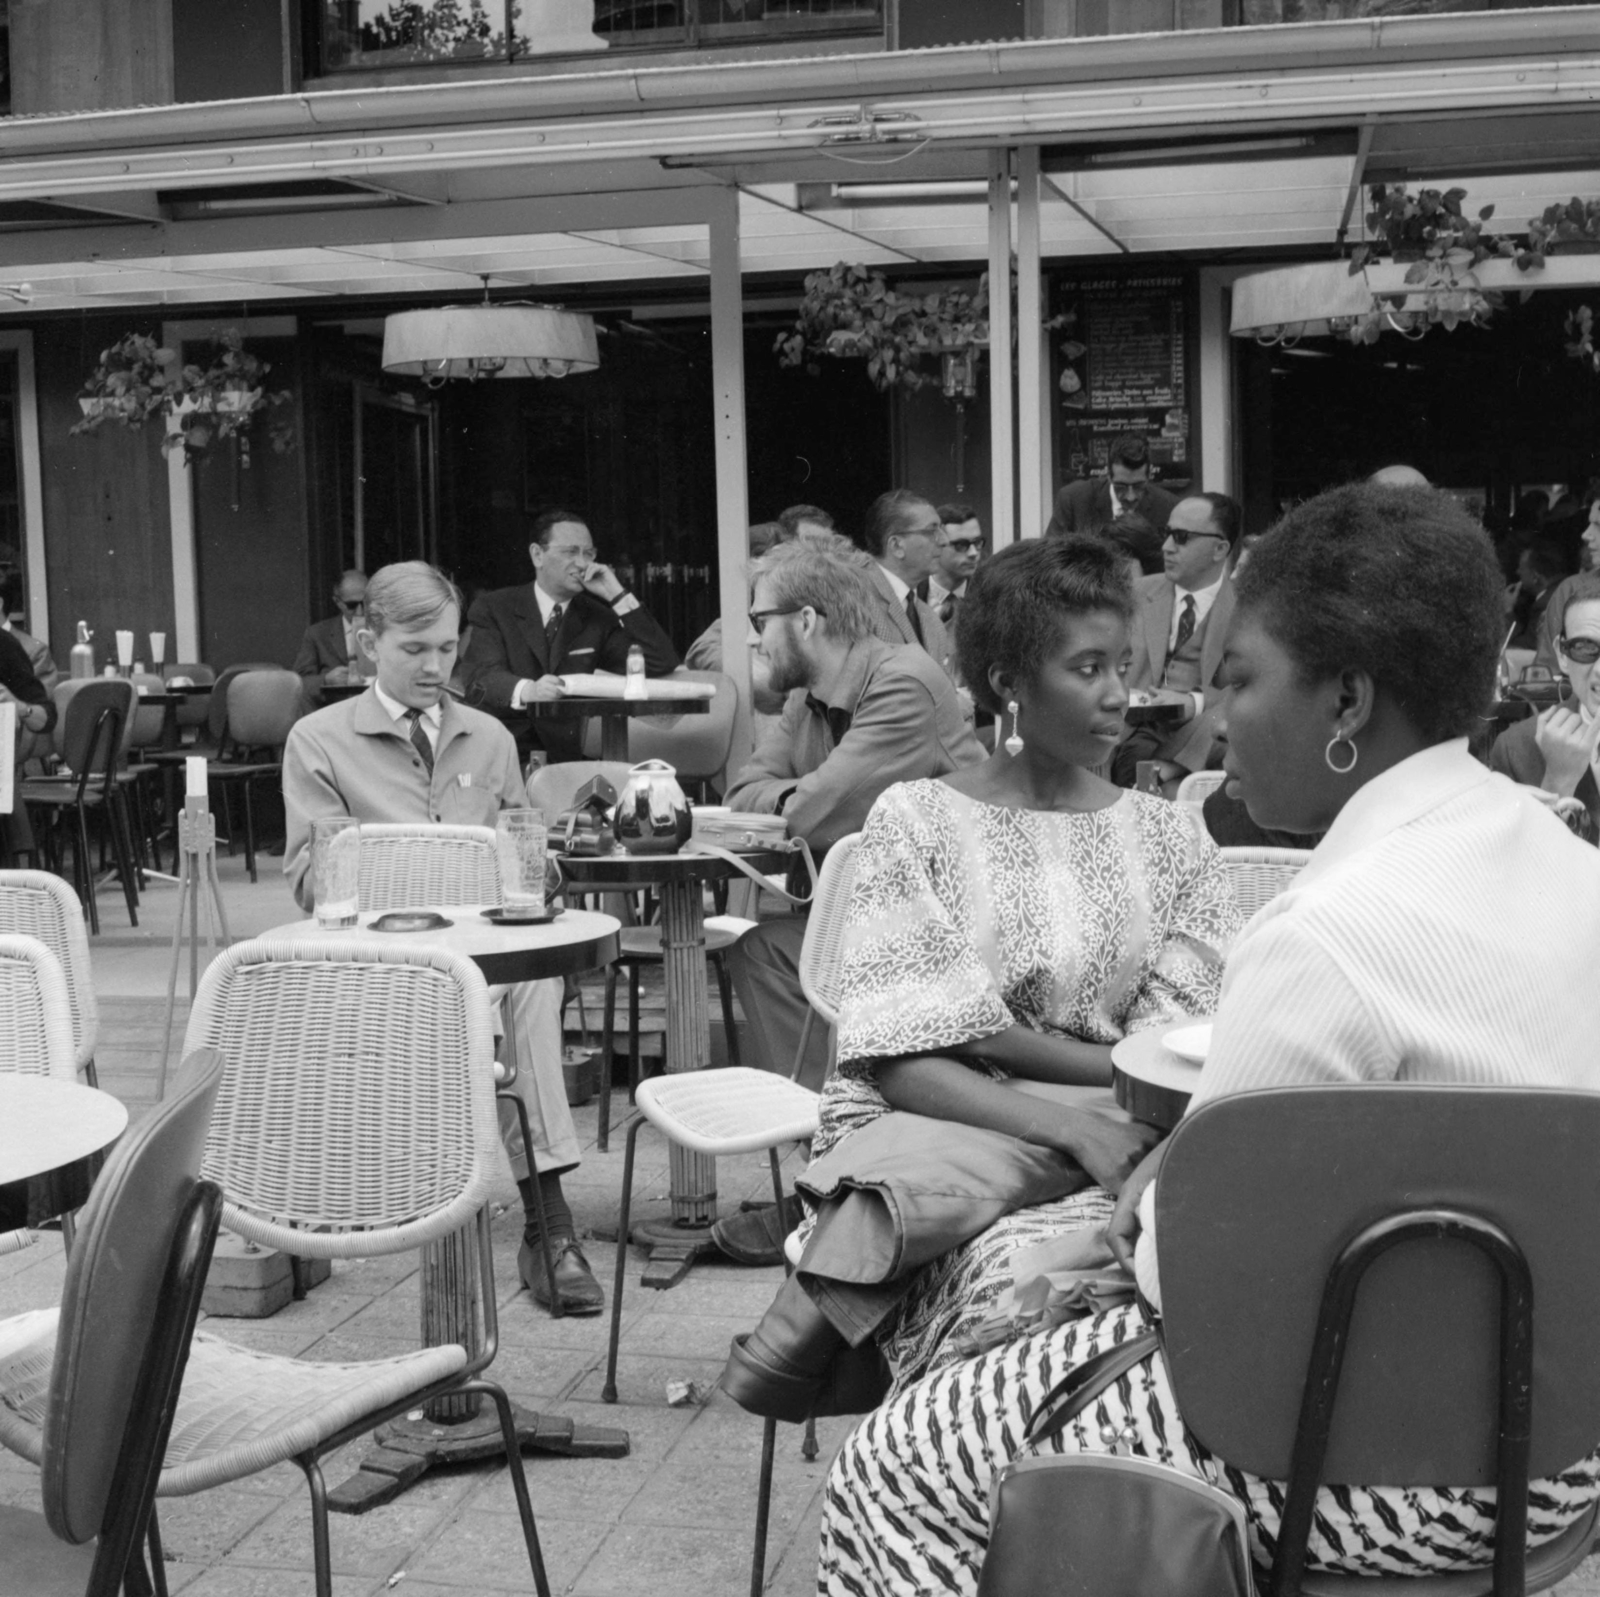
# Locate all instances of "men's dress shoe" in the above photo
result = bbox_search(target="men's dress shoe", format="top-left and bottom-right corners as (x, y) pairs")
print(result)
(522, 1235), (605, 1316)
(711, 1194), (804, 1267)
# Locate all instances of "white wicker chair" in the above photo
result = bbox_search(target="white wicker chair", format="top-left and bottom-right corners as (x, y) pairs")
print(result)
(1174, 767), (1227, 821)
(46, 936), (550, 1597)
(357, 822), (501, 910)
(1218, 845), (1313, 919)
(0, 872), (97, 1081)
(0, 933), (79, 1082)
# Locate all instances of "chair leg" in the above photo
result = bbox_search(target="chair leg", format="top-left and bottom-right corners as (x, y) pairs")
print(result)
(598, 965), (618, 1153)
(750, 1415), (778, 1597)
(242, 776), (258, 883)
(603, 1115), (644, 1404)
(714, 950), (741, 1069)
(470, 1378), (553, 1597)
(147, 1505), (170, 1597)
(627, 961), (642, 1101)
(767, 1147), (786, 1215)
(802, 1413), (819, 1462)
(74, 807), (99, 936)
(109, 792), (140, 924)
(297, 1454), (335, 1597)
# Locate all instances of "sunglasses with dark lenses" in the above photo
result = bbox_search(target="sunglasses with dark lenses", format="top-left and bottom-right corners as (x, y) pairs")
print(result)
(1167, 528), (1230, 548)
(748, 606), (826, 635)
(944, 537), (985, 554)
(337, 599), (366, 613)
(1559, 635), (1600, 665)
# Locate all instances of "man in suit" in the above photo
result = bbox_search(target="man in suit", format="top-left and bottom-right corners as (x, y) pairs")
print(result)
(463, 508), (679, 761)
(292, 570), (371, 706)
(715, 541), (984, 1264)
(859, 489), (954, 673)
(917, 502), (984, 625)
(1045, 432), (1178, 573)
(1112, 491), (1240, 790)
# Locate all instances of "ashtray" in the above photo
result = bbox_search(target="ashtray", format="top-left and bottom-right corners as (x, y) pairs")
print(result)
(481, 907), (562, 926)
(370, 911), (454, 933)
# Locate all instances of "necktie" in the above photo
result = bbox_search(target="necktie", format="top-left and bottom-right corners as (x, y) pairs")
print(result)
(1173, 594), (1197, 657)
(938, 590), (958, 626)
(805, 695), (853, 747)
(904, 589), (925, 646)
(544, 602), (564, 662)
(405, 709), (434, 776)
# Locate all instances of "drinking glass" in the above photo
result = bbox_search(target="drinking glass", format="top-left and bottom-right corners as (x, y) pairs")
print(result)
(149, 631), (166, 669)
(495, 809), (547, 914)
(311, 816), (361, 928)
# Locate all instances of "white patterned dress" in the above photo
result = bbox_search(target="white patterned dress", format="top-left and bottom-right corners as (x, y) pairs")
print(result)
(806, 780), (1239, 1385)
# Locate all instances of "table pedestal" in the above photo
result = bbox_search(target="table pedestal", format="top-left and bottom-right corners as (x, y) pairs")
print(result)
(596, 713), (629, 763)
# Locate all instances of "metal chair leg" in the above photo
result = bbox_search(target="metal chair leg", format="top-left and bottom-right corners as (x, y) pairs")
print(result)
(472, 1377), (553, 1597)
(627, 960), (642, 1100)
(603, 1115), (644, 1403)
(714, 950), (741, 1068)
(750, 1415), (778, 1597)
(598, 965), (619, 1152)
(298, 1454), (335, 1597)
(241, 776), (258, 883)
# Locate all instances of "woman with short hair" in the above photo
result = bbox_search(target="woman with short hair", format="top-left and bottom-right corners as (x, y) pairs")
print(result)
(816, 484), (1600, 1597)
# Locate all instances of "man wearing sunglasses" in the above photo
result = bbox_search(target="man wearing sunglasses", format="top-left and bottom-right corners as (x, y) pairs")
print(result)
(292, 569), (374, 706)
(916, 502), (984, 625)
(1113, 491), (1241, 790)
(1044, 432), (1178, 574)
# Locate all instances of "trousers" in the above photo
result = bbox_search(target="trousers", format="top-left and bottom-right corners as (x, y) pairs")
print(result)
(724, 915), (831, 1094)
(494, 977), (582, 1178)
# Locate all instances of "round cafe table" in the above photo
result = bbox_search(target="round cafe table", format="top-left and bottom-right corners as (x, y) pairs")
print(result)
(527, 694), (709, 762)
(557, 845), (788, 1284)
(0, 1076), (129, 1234)
(261, 904), (629, 1503)
(1111, 1024), (1206, 1131)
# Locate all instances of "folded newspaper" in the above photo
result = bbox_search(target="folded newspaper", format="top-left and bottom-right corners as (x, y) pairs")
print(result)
(557, 674), (716, 701)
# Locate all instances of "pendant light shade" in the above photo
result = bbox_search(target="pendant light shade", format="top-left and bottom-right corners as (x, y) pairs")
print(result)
(381, 305), (599, 384)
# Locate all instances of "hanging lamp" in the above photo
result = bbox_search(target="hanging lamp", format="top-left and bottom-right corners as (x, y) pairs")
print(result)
(382, 286), (599, 386)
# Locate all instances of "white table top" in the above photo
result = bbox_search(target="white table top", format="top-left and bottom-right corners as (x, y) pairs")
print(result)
(1110, 1024), (1206, 1096)
(0, 1077), (129, 1185)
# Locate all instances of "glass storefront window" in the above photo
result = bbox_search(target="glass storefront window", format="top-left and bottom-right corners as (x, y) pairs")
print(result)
(315, 0), (881, 71)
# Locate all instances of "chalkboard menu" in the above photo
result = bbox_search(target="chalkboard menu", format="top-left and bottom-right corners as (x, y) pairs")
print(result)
(1053, 271), (1193, 485)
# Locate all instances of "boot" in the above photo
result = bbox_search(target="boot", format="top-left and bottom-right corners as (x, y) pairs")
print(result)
(720, 1273), (848, 1423)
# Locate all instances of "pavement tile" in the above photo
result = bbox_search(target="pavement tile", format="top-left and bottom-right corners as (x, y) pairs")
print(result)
(566, 1351), (729, 1408)
(409, 1509), (610, 1593)
(571, 1519), (760, 1597)
(620, 1310), (755, 1360)
(150, 1486), (282, 1561)
(170, 1565), (374, 1597)
(221, 1482), (471, 1576)
(473, 1340), (596, 1401)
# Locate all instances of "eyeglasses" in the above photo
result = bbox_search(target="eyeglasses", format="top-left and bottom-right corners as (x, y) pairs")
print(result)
(1559, 635), (1600, 664)
(944, 537), (985, 554)
(1166, 528), (1230, 548)
(336, 599), (366, 613)
(748, 606), (824, 635)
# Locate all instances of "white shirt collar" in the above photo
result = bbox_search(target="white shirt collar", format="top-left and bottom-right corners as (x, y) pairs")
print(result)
(1297, 738), (1489, 889)
(927, 575), (965, 603)
(877, 563), (911, 604)
(533, 583), (564, 625)
(373, 682), (442, 732)
(1169, 573), (1223, 637)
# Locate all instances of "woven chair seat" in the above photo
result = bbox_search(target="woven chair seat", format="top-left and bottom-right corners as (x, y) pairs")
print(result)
(634, 1068), (820, 1156)
(0, 1315), (466, 1494)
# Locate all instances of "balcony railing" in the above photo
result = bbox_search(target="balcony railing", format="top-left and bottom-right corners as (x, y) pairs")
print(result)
(315, 0), (883, 73)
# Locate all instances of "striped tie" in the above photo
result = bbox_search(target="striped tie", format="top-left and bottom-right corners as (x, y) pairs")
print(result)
(405, 708), (434, 776)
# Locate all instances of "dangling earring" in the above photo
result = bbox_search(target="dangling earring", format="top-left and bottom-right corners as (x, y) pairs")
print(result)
(1005, 699), (1024, 757)
(1324, 733), (1358, 774)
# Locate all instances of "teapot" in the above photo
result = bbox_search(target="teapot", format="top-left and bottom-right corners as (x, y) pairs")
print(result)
(612, 759), (691, 856)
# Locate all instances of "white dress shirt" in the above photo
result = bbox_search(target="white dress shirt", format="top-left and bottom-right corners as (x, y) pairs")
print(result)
(373, 682), (441, 751)
(877, 564), (912, 606)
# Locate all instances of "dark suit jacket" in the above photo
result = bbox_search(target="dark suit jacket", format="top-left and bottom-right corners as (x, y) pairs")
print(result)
(1489, 714), (1600, 828)
(293, 616), (352, 680)
(1044, 478), (1178, 573)
(462, 582), (680, 759)
(1127, 573), (1235, 772)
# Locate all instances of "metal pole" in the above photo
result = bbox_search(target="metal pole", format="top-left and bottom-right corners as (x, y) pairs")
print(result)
(987, 152), (1015, 549)
(1016, 145), (1046, 541)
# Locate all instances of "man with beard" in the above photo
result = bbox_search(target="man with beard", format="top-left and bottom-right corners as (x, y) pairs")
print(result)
(715, 542), (984, 1264)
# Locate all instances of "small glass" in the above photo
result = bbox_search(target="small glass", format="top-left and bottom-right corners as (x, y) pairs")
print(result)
(311, 816), (361, 928)
(495, 809), (547, 914)
(149, 631), (166, 670)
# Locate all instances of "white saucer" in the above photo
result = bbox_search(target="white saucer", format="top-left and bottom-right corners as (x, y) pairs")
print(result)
(1162, 1023), (1213, 1064)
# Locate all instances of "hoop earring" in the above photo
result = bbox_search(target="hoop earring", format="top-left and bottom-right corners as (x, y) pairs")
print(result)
(1005, 699), (1024, 757)
(1325, 734), (1358, 775)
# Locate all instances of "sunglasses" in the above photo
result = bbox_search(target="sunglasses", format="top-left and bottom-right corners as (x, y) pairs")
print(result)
(1559, 635), (1600, 664)
(944, 537), (985, 554)
(336, 599), (366, 613)
(748, 605), (825, 635)
(1166, 528), (1230, 548)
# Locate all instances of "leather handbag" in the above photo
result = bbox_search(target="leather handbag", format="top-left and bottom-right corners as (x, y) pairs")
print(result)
(685, 808), (818, 906)
(978, 1329), (1256, 1597)
(554, 775), (618, 856)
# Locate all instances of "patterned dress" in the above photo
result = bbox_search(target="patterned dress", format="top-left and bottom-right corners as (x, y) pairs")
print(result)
(806, 780), (1239, 1385)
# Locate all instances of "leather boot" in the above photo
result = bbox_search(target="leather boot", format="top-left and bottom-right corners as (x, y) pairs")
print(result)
(720, 1273), (848, 1423)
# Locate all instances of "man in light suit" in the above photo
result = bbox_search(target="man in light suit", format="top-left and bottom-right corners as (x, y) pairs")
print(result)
(292, 570), (371, 705)
(1112, 491), (1240, 789)
(463, 508), (679, 761)
(1045, 432), (1178, 574)
(859, 489), (954, 674)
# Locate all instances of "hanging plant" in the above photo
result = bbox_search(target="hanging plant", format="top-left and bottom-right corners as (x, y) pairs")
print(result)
(71, 328), (293, 466)
(775, 263), (990, 394)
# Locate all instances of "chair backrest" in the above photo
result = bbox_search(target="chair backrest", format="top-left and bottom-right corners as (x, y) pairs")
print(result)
(1217, 844), (1312, 919)
(358, 823), (501, 910)
(127, 674), (168, 752)
(1174, 770), (1226, 809)
(205, 661), (279, 742)
(43, 1049), (223, 1546)
(0, 933), (82, 1079)
(0, 871), (96, 1071)
(51, 678), (132, 776)
(1157, 1085), (1600, 1486)
(224, 668), (302, 750)
(798, 832), (862, 1026)
(524, 758), (635, 827)
(581, 670), (737, 781)
(163, 663), (215, 731)
(182, 936), (504, 1257)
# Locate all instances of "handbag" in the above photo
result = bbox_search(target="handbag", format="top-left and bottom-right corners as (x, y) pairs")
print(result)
(685, 808), (818, 906)
(553, 775), (617, 856)
(977, 1329), (1256, 1597)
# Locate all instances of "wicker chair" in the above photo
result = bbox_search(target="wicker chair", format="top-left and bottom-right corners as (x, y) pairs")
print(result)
(357, 822), (501, 910)
(1218, 845), (1312, 919)
(0, 933), (80, 1082)
(141, 937), (551, 1597)
(0, 1050), (224, 1597)
(0, 872), (97, 1083)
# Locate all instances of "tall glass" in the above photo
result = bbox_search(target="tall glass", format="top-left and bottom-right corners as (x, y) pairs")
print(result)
(312, 816), (361, 928)
(495, 809), (547, 914)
